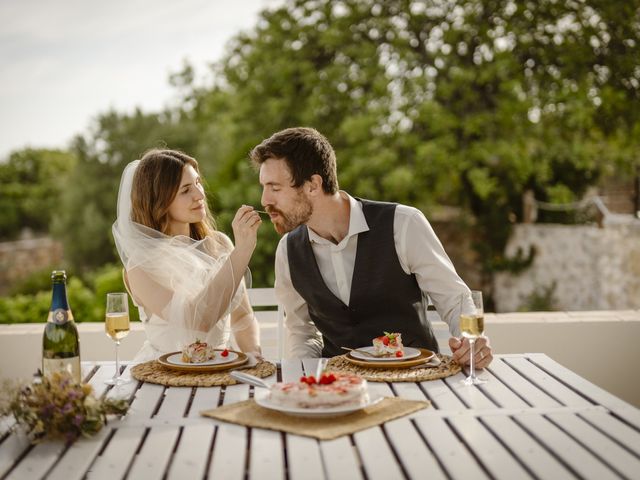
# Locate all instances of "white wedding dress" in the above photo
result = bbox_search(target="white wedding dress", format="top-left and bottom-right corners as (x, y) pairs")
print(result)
(113, 160), (249, 362)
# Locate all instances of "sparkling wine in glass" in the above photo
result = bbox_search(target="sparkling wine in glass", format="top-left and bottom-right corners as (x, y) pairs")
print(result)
(460, 290), (486, 386)
(105, 292), (130, 385)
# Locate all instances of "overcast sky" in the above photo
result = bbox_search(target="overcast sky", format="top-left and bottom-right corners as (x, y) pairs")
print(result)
(0, 0), (282, 159)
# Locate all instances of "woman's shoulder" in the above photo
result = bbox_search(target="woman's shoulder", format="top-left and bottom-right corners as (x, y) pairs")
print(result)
(204, 231), (234, 255)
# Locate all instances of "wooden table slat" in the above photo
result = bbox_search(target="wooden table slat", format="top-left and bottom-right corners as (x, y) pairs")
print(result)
(443, 374), (497, 410)
(87, 364), (117, 399)
(85, 426), (146, 480)
(208, 424), (248, 480)
(121, 382), (164, 425)
(46, 428), (110, 480)
(473, 367), (531, 409)
(155, 387), (192, 419)
(166, 423), (215, 479)
(281, 358), (305, 383)
(0, 431), (31, 477)
(486, 357), (562, 408)
(104, 365), (140, 401)
(448, 415), (533, 480)
(318, 437), (364, 480)
(481, 415), (575, 480)
(127, 425), (181, 479)
(579, 410), (640, 456)
(367, 381), (395, 400)
(420, 379), (467, 410)
(414, 416), (490, 479)
(389, 382), (429, 403)
(222, 384), (251, 405)
(5, 439), (65, 480)
(513, 413), (619, 480)
(529, 353), (637, 410)
(383, 418), (448, 480)
(546, 411), (640, 479)
(249, 428), (285, 480)
(286, 434), (325, 480)
(188, 387), (221, 418)
(353, 426), (405, 480)
(504, 357), (593, 408)
(611, 407), (640, 430)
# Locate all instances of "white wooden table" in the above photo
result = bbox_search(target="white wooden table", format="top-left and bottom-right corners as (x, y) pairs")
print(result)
(1, 354), (639, 479)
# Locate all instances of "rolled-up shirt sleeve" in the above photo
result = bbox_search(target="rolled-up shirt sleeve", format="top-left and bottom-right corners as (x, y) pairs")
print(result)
(274, 236), (323, 358)
(395, 206), (470, 337)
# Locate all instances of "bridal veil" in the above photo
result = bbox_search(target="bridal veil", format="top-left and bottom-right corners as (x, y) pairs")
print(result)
(112, 160), (250, 357)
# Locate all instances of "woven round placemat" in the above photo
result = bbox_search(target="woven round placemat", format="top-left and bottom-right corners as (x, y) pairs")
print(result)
(131, 360), (276, 387)
(326, 354), (461, 382)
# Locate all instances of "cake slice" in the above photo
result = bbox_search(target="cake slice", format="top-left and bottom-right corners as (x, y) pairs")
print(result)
(372, 332), (404, 357)
(181, 339), (216, 363)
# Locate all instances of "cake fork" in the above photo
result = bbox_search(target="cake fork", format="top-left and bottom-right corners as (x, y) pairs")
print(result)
(340, 347), (386, 358)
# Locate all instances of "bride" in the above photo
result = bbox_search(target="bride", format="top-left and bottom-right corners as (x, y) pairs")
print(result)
(112, 149), (262, 361)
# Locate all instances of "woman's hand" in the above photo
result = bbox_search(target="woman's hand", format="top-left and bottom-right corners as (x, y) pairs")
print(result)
(232, 205), (262, 257)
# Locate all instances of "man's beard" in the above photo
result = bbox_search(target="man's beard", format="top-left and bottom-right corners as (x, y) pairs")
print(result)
(268, 194), (313, 235)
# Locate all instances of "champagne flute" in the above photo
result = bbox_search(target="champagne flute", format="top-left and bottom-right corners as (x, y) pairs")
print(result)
(459, 290), (486, 386)
(104, 292), (130, 385)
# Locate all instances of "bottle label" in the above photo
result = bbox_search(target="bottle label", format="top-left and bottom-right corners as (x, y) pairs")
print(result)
(52, 308), (68, 324)
(42, 357), (81, 383)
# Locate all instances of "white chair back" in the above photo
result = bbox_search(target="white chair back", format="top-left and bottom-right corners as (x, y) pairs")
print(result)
(247, 288), (284, 360)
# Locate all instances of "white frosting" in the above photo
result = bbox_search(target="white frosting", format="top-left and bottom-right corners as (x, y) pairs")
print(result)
(269, 373), (369, 409)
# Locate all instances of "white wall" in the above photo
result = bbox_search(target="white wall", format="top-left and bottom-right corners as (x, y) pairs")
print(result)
(494, 222), (640, 312)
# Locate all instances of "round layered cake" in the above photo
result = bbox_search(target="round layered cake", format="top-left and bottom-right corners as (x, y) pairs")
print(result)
(269, 372), (369, 409)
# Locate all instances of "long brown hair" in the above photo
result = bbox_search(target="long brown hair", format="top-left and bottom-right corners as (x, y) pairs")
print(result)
(131, 149), (216, 240)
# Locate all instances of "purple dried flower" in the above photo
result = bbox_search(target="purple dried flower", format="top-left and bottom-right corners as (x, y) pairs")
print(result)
(73, 414), (84, 427)
(65, 431), (77, 445)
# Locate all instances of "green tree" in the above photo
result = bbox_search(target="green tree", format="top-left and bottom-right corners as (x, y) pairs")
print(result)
(0, 149), (76, 240)
(51, 108), (198, 272)
(32, 0), (640, 297)
(183, 0), (639, 295)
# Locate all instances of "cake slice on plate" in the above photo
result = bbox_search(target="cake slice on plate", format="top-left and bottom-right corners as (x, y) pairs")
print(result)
(372, 332), (405, 358)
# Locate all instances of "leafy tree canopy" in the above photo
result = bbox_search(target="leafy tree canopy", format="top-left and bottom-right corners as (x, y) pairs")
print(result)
(8, 0), (639, 292)
(0, 149), (76, 240)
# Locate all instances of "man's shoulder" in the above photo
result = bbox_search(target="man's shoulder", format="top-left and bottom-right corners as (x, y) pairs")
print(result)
(394, 203), (425, 219)
(357, 198), (422, 216)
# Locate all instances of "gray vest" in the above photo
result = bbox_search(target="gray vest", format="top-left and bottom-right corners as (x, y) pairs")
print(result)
(287, 198), (439, 357)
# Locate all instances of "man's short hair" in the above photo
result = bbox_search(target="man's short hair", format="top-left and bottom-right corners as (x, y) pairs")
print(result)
(250, 127), (339, 194)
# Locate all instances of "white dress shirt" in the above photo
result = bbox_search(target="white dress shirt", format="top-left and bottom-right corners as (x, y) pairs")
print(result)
(275, 192), (470, 358)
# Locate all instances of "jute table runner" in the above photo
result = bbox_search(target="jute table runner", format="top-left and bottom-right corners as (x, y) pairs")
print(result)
(201, 397), (430, 440)
(131, 360), (276, 387)
(326, 353), (461, 382)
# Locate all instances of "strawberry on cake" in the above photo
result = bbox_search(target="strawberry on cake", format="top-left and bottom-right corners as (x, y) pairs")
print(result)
(372, 332), (405, 358)
(181, 339), (216, 363)
(269, 372), (369, 409)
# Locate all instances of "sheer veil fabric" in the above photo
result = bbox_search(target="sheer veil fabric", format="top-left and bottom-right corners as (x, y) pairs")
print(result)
(113, 160), (249, 361)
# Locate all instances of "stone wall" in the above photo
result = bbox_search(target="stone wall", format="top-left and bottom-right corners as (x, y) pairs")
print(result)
(0, 237), (63, 295)
(494, 221), (640, 312)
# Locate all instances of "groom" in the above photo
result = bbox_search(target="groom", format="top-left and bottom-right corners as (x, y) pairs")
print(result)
(251, 127), (493, 367)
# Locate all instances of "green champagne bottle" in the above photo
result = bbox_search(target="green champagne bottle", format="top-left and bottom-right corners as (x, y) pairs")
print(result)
(42, 270), (81, 382)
